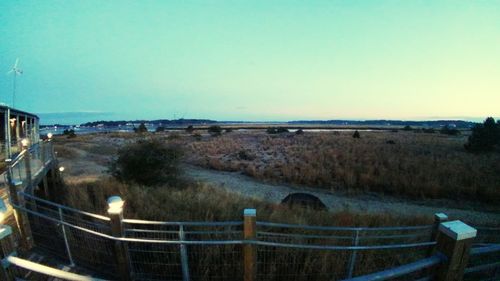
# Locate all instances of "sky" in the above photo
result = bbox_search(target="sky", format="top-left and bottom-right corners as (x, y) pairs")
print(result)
(0, 1), (499, 125)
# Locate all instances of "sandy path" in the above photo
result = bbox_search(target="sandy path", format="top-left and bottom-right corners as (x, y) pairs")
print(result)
(185, 165), (500, 225)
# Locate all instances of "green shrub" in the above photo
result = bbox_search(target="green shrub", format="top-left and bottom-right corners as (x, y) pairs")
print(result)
(440, 125), (460, 136)
(134, 123), (148, 134)
(295, 129), (304, 135)
(63, 129), (76, 138)
(352, 130), (360, 138)
(109, 139), (183, 186)
(186, 125), (194, 133)
(237, 150), (255, 161)
(208, 125), (222, 136)
(267, 127), (289, 134)
(155, 126), (165, 133)
(465, 117), (500, 152)
(402, 125), (413, 131)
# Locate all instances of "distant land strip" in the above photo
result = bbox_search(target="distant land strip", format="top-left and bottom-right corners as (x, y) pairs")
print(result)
(40, 119), (477, 129)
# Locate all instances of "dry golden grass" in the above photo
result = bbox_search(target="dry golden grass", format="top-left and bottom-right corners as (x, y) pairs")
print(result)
(55, 177), (432, 279)
(187, 131), (500, 203)
(60, 177), (430, 226)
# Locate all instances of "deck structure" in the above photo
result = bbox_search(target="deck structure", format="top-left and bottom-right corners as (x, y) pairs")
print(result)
(0, 105), (40, 161)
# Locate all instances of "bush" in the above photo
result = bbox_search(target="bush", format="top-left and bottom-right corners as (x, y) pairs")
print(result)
(134, 123), (148, 134)
(109, 139), (183, 186)
(352, 130), (360, 138)
(192, 133), (202, 141)
(440, 125), (460, 136)
(186, 125), (194, 133)
(422, 128), (435, 134)
(155, 126), (165, 133)
(63, 129), (76, 138)
(295, 129), (304, 135)
(208, 125), (222, 136)
(402, 125), (413, 131)
(465, 117), (500, 152)
(237, 150), (255, 161)
(225, 128), (233, 133)
(267, 127), (289, 134)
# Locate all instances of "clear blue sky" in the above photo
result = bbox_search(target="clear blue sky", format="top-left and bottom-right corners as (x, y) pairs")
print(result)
(1, 1), (499, 124)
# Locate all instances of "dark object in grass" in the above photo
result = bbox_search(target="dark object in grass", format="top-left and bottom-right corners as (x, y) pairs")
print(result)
(281, 193), (327, 210)
(353, 130), (360, 138)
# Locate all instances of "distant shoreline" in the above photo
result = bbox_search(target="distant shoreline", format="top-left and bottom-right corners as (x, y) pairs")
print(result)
(40, 119), (477, 129)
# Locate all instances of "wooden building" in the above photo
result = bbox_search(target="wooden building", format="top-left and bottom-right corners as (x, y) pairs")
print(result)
(0, 106), (39, 160)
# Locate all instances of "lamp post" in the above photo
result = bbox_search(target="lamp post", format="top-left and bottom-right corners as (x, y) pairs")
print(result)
(107, 196), (131, 281)
(21, 138), (29, 148)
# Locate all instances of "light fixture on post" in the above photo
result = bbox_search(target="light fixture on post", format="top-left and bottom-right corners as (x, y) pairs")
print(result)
(106, 195), (132, 280)
(21, 138), (29, 148)
(58, 166), (65, 172)
(107, 196), (124, 215)
(47, 133), (53, 140)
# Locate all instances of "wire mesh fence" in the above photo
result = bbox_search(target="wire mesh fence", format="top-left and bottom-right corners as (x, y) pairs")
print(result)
(465, 244), (500, 281)
(11, 193), (500, 281)
(256, 222), (434, 280)
(21, 192), (119, 279)
(123, 220), (244, 281)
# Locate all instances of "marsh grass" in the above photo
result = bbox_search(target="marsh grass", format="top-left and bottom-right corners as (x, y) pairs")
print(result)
(188, 131), (500, 203)
(55, 177), (433, 280)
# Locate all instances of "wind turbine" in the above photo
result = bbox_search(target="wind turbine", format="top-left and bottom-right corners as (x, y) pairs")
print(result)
(6, 58), (23, 108)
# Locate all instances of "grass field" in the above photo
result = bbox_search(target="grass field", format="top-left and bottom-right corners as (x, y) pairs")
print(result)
(186, 130), (500, 203)
(50, 130), (499, 279)
(54, 129), (500, 204)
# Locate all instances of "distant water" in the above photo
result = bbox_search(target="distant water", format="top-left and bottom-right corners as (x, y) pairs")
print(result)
(40, 125), (155, 135)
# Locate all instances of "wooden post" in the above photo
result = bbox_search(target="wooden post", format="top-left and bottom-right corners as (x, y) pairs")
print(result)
(0, 226), (16, 281)
(23, 146), (32, 191)
(434, 220), (476, 281)
(107, 196), (132, 281)
(243, 209), (256, 281)
(15, 116), (20, 152)
(428, 213), (448, 256)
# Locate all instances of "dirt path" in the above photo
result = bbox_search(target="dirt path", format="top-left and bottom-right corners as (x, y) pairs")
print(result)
(185, 165), (500, 225)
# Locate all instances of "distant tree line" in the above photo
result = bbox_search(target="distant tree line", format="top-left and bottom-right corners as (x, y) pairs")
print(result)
(465, 117), (500, 152)
(81, 119), (217, 127)
(288, 120), (475, 128)
(401, 125), (460, 135)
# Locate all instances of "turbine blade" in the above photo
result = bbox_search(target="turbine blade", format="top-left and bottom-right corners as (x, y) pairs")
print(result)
(6, 70), (13, 75)
(14, 58), (19, 68)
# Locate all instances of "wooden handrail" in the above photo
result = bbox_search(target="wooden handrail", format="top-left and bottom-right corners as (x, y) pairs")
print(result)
(7, 256), (107, 281)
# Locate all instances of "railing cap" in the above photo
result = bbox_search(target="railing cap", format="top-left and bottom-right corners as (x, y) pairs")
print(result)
(0, 225), (13, 239)
(11, 180), (23, 186)
(244, 209), (256, 217)
(439, 220), (477, 241)
(434, 213), (448, 222)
